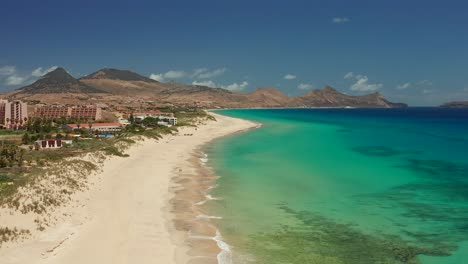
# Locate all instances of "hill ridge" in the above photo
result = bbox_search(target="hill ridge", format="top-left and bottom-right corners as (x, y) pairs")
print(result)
(9, 67), (407, 108)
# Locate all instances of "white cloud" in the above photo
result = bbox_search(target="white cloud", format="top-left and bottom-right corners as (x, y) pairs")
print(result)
(194, 68), (226, 79)
(349, 75), (382, 92)
(149, 70), (186, 82)
(223, 81), (248, 91)
(396, 82), (411, 90)
(417, 80), (433, 86)
(1, 65), (58, 86)
(192, 80), (248, 91)
(297, 83), (314, 90)
(191, 68), (208, 78)
(192, 80), (218, 88)
(5, 75), (27, 85)
(333, 17), (350, 24)
(344, 72), (354, 79)
(0, 66), (16, 76)
(149, 74), (165, 82)
(344, 72), (382, 92)
(284, 74), (296, 80)
(163, 70), (186, 79)
(31, 66), (58, 77)
(151, 67), (227, 82)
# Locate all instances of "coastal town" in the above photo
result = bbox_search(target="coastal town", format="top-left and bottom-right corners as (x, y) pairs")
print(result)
(0, 98), (178, 149)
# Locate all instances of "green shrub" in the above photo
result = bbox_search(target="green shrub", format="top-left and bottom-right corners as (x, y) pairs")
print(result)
(0, 175), (12, 182)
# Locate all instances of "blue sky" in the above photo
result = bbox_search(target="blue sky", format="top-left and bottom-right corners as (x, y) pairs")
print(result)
(0, 0), (467, 105)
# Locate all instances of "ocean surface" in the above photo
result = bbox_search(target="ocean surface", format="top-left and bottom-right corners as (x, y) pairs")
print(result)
(203, 108), (468, 264)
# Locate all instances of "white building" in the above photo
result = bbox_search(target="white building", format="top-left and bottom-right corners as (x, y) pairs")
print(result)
(159, 116), (177, 126)
(35, 139), (72, 149)
(65, 122), (122, 133)
(133, 115), (177, 127)
(117, 117), (130, 126)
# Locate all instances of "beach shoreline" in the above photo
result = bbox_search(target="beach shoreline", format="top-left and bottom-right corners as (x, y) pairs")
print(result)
(0, 112), (258, 264)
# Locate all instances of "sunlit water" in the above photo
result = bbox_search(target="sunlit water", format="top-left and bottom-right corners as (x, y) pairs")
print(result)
(204, 108), (468, 264)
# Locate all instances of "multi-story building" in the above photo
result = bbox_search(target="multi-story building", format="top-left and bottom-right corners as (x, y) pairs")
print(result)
(65, 122), (122, 133)
(34, 105), (102, 120)
(34, 105), (69, 119)
(0, 99), (28, 128)
(69, 106), (102, 120)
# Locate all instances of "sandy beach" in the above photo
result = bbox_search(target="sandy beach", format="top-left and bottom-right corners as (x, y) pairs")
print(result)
(0, 113), (257, 264)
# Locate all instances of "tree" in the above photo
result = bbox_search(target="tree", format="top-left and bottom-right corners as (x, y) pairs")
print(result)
(43, 121), (52, 133)
(17, 149), (25, 167)
(22, 133), (30, 144)
(59, 117), (67, 126)
(33, 119), (41, 133)
(0, 157), (7, 168)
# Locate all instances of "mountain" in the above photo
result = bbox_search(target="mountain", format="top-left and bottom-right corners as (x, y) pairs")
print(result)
(289, 86), (407, 108)
(440, 101), (468, 108)
(78, 68), (407, 108)
(247, 87), (290, 107)
(81, 68), (157, 82)
(18, 67), (102, 94)
(80, 68), (247, 105)
(5, 67), (407, 108)
(79, 68), (167, 96)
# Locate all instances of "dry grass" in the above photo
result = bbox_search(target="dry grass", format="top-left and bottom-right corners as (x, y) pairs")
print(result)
(0, 113), (213, 246)
(0, 227), (30, 244)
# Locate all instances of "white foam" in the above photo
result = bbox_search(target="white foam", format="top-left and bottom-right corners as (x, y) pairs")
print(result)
(200, 153), (209, 163)
(189, 229), (232, 264)
(194, 194), (220, 206)
(214, 230), (232, 264)
(196, 214), (223, 220)
(194, 200), (207, 206)
(207, 184), (218, 191)
(206, 194), (219, 200)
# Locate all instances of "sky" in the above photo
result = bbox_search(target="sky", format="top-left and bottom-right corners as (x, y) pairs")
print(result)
(0, 0), (467, 106)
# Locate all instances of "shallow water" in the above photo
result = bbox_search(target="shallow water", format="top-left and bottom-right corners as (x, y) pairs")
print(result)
(204, 108), (468, 264)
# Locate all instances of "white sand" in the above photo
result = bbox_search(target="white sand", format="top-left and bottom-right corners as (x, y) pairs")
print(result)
(0, 113), (257, 264)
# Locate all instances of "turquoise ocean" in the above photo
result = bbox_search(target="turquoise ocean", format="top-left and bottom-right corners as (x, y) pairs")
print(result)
(203, 108), (468, 264)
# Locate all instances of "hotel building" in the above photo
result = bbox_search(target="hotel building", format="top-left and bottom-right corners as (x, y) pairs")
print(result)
(0, 99), (28, 128)
(34, 105), (102, 120)
(65, 122), (122, 133)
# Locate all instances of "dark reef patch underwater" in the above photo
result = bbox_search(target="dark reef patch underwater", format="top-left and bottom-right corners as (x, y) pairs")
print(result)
(352, 146), (424, 157)
(245, 206), (453, 264)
